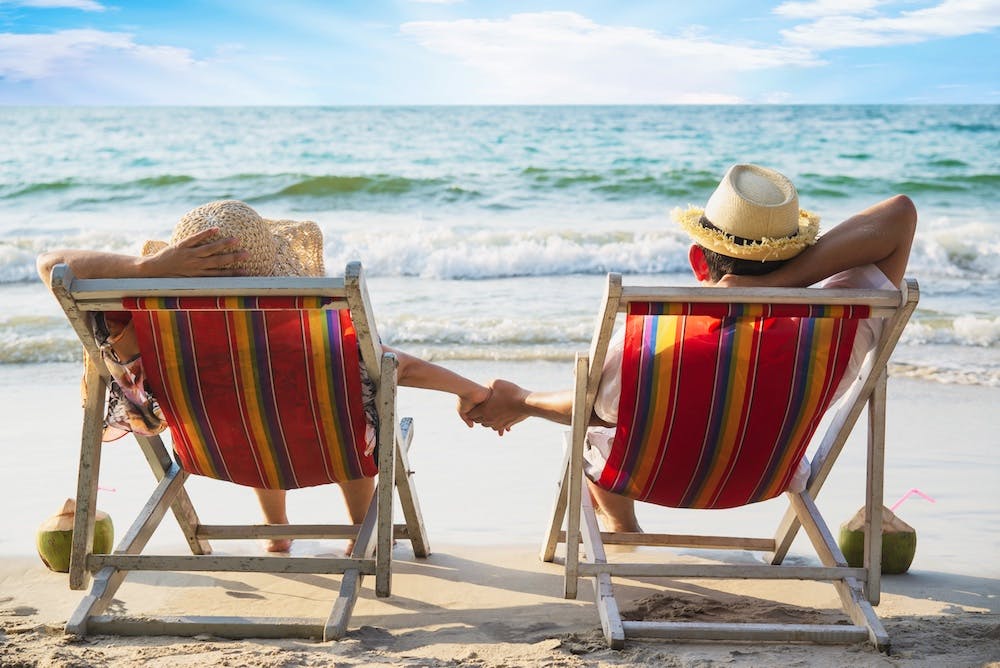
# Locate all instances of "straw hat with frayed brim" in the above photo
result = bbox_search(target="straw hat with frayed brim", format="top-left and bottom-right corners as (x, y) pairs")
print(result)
(673, 164), (820, 262)
(142, 200), (325, 277)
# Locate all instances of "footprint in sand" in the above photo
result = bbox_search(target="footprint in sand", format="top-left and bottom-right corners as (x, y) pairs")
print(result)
(1, 605), (37, 617)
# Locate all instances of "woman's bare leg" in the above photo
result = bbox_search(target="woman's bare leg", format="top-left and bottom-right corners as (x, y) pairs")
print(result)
(253, 488), (291, 552)
(340, 477), (376, 556)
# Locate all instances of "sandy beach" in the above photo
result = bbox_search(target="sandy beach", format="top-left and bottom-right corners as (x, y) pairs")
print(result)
(1, 361), (998, 666)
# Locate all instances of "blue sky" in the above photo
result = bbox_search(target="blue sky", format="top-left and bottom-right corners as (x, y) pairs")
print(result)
(0, 0), (996, 104)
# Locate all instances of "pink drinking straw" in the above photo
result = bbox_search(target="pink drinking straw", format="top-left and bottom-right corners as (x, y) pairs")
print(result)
(98, 486), (117, 492)
(890, 488), (935, 512)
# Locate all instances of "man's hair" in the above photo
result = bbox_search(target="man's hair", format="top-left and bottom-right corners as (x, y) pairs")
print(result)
(697, 245), (788, 282)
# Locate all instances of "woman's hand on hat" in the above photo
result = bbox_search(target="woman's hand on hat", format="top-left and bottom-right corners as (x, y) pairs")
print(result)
(141, 228), (248, 277)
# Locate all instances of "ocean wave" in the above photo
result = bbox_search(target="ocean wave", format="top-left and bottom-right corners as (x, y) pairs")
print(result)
(0, 316), (82, 364)
(4, 217), (1000, 285)
(903, 316), (1000, 347)
(895, 175), (1000, 194)
(325, 228), (692, 279)
(267, 174), (451, 198)
(946, 122), (997, 133)
(927, 158), (968, 168)
(907, 222), (1000, 279)
(5, 166), (1000, 211)
(520, 166), (717, 200)
(4, 179), (76, 198)
(890, 362), (1000, 387)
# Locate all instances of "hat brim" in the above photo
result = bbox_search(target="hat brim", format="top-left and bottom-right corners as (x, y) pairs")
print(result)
(672, 206), (820, 261)
(142, 218), (325, 278)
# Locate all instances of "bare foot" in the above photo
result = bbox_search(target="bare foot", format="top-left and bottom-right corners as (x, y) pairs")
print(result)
(265, 538), (292, 553)
(594, 505), (643, 533)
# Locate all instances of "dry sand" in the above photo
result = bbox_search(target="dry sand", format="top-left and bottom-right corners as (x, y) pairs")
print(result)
(1, 544), (998, 667)
(1, 364), (998, 666)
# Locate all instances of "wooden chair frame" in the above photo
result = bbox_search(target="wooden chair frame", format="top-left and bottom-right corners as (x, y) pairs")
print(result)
(50, 261), (430, 641)
(542, 274), (919, 651)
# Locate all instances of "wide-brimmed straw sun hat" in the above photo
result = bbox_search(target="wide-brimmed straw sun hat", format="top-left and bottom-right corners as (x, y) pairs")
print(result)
(142, 200), (325, 277)
(672, 164), (820, 261)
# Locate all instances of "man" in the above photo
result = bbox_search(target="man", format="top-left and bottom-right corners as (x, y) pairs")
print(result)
(466, 163), (917, 533)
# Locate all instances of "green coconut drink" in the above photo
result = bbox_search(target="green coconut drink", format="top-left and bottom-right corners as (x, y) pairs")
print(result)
(36, 499), (114, 573)
(838, 505), (916, 575)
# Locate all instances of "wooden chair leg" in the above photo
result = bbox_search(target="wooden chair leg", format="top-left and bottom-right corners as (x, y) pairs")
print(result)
(540, 437), (572, 563)
(789, 491), (890, 652)
(579, 484), (625, 648)
(66, 463), (187, 635)
(375, 354), (397, 598)
(563, 355), (590, 600)
(135, 434), (211, 555)
(70, 358), (106, 591)
(325, 494), (379, 641)
(394, 417), (430, 558)
(865, 370), (887, 604)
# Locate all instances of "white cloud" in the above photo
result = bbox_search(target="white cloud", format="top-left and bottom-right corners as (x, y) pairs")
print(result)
(0, 0), (105, 10)
(781, 0), (1000, 48)
(400, 11), (821, 104)
(0, 29), (313, 104)
(773, 0), (885, 19)
(0, 29), (190, 81)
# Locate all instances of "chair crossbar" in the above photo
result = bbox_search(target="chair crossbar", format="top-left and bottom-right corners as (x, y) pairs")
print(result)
(621, 621), (869, 644)
(577, 563), (869, 581)
(86, 615), (329, 640)
(88, 554), (378, 575)
(619, 286), (904, 309)
(195, 524), (414, 540)
(556, 530), (774, 550)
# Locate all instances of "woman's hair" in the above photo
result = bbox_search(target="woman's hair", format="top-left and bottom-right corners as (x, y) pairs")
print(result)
(697, 244), (788, 282)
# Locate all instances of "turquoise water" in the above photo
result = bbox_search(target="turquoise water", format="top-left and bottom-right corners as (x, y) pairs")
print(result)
(1, 105), (998, 384)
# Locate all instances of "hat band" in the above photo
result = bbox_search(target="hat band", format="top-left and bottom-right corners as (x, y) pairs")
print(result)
(699, 215), (797, 246)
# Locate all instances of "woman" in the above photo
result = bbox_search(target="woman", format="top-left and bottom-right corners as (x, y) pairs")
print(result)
(39, 200), (489, 553)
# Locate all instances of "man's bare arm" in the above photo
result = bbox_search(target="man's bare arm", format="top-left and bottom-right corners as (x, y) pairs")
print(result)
(718, 194), (917, 288)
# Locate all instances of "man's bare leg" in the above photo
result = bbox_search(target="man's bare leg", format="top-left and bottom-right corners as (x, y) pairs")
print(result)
(339, 477), (376, 556)
(587, 480), (642, 533)
(253, 488), (291, 552)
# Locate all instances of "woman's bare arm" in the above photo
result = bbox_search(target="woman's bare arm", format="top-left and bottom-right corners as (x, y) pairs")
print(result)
(36, 228), (246, 288)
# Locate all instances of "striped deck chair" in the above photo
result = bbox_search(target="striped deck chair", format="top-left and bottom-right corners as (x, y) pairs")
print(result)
(542, 273), (918, 651)
(49, 261), (429, 641)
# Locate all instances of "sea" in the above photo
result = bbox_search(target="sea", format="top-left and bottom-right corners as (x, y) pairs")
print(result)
(2, 105), (999, 386)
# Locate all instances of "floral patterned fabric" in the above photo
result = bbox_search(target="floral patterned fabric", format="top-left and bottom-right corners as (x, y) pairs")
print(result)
(90, 312), (166, 442)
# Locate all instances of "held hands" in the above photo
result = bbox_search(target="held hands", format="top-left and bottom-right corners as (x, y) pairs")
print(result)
(456, 384), (492, 428)
(141, 228), (248, 277)
(463, 378), (531, 435)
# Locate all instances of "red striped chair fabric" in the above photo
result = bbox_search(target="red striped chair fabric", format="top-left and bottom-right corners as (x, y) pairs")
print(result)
(126, 296), (376, 490)
(594, 301), (869, 509)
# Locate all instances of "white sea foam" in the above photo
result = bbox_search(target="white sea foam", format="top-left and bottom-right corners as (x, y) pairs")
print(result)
(324, 227), (692, 279)
(903, 316), (1000, 347)
(908, 220), (1000, 279)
